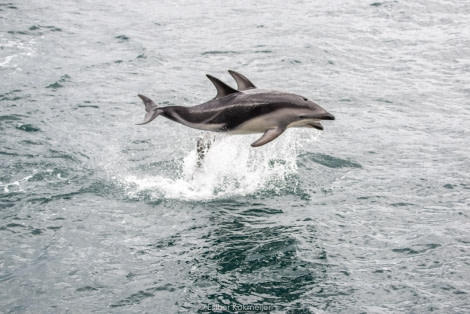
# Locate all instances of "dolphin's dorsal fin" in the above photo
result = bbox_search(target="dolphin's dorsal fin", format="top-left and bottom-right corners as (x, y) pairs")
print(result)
(228, 70), (257, 91)
(206, 74), (239, 99)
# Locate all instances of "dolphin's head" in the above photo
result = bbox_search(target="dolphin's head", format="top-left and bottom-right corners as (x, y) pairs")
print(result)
(285, 94), (335, 130)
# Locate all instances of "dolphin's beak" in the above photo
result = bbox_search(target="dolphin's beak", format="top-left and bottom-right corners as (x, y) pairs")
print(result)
(304, 112), (335, 121)
(306, 111), (334, 130)
(319, 112), (335, 120)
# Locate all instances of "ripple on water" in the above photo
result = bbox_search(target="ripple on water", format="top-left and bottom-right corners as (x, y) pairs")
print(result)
(15, 123), (41, 132)
(201, 50), (240, 56)
(299, 152), (362, 169)
(0, 3), (18, 10)
(45, 74), (70, 89)
(28, 25), (63, 32)
(0, 114), (23, 122)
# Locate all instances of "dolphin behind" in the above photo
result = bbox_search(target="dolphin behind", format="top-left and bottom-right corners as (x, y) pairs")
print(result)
(136, 70), (334, 147)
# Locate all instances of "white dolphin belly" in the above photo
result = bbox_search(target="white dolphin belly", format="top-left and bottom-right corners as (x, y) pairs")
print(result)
(229, 108), (296, 134)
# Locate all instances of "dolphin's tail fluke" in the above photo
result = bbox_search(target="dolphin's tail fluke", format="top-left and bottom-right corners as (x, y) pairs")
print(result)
(137, 94), (161, 125)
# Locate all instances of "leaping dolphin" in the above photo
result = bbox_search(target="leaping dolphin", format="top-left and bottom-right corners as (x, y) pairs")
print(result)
(137, 70), (335, 147)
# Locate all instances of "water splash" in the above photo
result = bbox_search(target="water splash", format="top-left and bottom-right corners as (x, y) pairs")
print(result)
(118, 130), (320, 201)
(1, 174), (34, 193)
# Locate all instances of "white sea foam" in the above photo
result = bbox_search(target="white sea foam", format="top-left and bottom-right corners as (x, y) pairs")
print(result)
(0, 174), (34, 193)
(119, 130), (319, 201)
(0, 36), (36, 69)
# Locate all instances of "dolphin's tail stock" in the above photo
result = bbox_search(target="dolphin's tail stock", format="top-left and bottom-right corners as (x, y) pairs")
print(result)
(136, 94), (161, 125)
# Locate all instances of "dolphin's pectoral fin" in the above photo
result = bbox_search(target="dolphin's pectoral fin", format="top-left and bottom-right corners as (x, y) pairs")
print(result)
(136, 94), (161, 125)
(251, 128), (286, 147)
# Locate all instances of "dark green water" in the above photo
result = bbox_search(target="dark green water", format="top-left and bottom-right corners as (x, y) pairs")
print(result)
(1, 1), (469, 313)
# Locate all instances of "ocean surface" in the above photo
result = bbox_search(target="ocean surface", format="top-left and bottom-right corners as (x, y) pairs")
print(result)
(1, 0), (469, 313)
